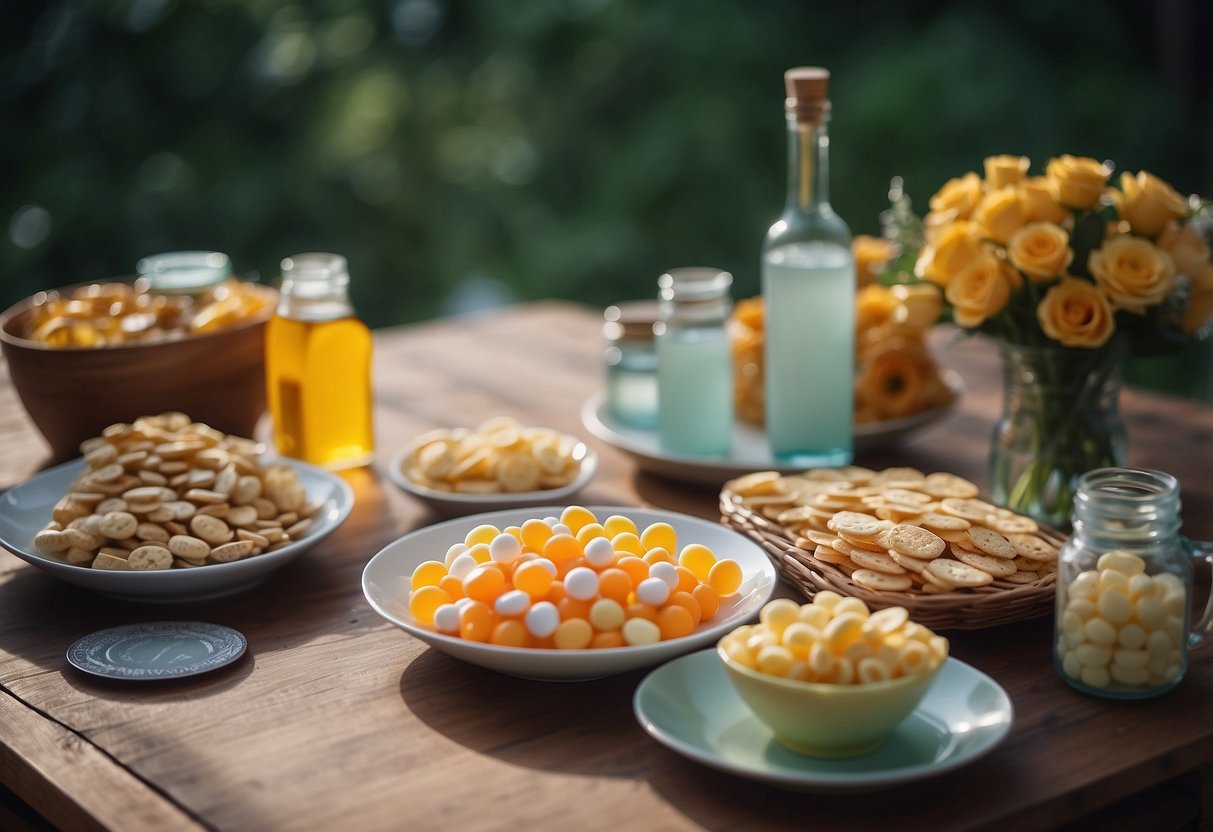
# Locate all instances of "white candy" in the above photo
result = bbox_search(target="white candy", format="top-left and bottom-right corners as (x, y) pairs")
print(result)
(447, 553), (479, 580)
(524, 601), (559, 638)
(489, 533), (523, 564)
(493, 589), (530, 618)
(622, 617), (660, 646)
(549, 522), (573, 536)
(649, 561), (680, 591)
(433, 603), (461, 634)
(563, 567), (599, 601)
(444, 543), (469, 566)
(532, 557), (558, 576)
(583, 537), (615, 568)
(635, 576), (670, 606)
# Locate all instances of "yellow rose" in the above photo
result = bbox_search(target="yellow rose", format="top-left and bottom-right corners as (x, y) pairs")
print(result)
(945, 250), (1015, 327)
(1018, 176), (1070, 225)
(1115, 171), (1188, 238)
(855, 284), (900, 331)
(928, 172), (983, 222)
(1158, 221), (1211, 277)
(914, 221), (982, 287)
(972, 186), (1027, 245)
(853, 235), (895, 287)
(1046, 155), (1110, 211)
(1036, 276), (1116, 348)
(983, 155), (1030, 189)
(1183, 264), (1213, 334)
(1007, 222), (1073, 281)
(891, 283), (943, 331)
(1089, 235), (1177, 314)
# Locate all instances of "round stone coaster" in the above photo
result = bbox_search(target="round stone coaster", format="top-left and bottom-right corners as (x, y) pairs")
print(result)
(66, 621), (247, 680)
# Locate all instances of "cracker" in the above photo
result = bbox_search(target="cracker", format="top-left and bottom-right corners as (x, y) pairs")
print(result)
(953, 548), (1018, 578)
(968, 527), (1017, 560)
(1008, 533), (1059, 563)
(853, 569), (913, 592)
(827, 511), (888, 539)
(925, 558), (994, 588)
(848, 548), (907, 575)
(876, 525), (946, 560)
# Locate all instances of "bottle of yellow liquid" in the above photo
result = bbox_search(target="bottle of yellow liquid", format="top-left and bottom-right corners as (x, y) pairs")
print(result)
(265, 252), (374, 469)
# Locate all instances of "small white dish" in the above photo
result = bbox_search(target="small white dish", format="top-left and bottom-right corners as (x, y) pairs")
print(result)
(362, 505), (777, 681)
(387, 439), (597, 515)
(66, 621), (247, 680)
(581, 371), (962, 485)
(0, 458), (354, 603)
(633, 650), (1013, 792)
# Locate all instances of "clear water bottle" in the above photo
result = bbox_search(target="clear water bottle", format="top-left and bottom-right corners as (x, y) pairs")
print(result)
(654, 267), (733, 457)
(761, 67), (855, 466)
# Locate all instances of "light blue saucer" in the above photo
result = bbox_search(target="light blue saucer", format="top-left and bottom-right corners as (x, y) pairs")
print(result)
(633, 650), (1012, 792)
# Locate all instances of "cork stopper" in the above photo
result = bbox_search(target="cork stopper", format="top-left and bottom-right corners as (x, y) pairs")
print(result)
(784, 67), (830, 121)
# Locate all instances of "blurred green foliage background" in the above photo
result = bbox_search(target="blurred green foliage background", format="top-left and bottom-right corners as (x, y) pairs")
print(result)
(3, 1), (1211, 363)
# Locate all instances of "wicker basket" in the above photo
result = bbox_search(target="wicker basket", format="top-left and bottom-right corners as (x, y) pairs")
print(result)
(720, 486), (1063, 631)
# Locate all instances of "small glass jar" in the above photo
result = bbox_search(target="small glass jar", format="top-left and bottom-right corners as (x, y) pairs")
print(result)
(1054, 467), (1213, 699)
(603, 301), (658, 429)
(654, 267), (734, 457)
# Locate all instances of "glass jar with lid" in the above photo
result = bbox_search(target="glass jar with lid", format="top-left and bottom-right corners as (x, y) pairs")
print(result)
(603, 301), (658, 430)
(1055, 467), (1213, 699)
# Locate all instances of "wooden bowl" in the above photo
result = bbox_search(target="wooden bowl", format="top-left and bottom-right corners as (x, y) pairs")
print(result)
(0, 284), (277, 462)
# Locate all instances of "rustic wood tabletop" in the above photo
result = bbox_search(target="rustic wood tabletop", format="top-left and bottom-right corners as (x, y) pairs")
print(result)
(0, 302), (1210, 831)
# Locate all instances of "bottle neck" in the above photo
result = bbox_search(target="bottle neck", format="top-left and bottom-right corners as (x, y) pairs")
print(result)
(277, 278), (354, 321)
(784, 112), (832, 215)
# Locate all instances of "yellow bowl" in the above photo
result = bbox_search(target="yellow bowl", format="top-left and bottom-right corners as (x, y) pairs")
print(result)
(717, 641), (943, 757)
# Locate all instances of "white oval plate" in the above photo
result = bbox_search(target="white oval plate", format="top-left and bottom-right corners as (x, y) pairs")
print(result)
(634, 650), (1012, 792)
(362, 506), (777, 681)
(581, 371), (962, 486)
(0, 458), (354, 603)
(387, 437), (597, 515)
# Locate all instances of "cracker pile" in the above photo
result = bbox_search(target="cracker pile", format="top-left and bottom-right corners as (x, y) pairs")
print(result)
(402, 417), (585, 494)
(727, 466), (1059, 594)
(33, 413), (319, 570)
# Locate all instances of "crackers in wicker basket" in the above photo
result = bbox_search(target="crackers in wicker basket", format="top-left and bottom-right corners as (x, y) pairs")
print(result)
(719, 467), (1063, 630)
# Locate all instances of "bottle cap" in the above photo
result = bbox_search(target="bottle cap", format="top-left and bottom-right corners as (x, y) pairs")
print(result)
(281, 252), (349, 285)
(136, 251), (230, 295)
(604, 300), (659, 343)
(784, 66), (831, 120)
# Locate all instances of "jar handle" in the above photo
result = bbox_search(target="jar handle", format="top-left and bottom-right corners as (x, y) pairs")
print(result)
(1187, 537), (1213, 649)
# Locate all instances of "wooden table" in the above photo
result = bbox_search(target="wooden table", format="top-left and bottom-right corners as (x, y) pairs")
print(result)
(1, 302), (1210, 831)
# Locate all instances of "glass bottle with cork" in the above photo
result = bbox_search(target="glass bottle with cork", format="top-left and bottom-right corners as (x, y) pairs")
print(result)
(761, 66), (856, 466)
(654, 267), (733, 457)
(265, 252), (374, 469)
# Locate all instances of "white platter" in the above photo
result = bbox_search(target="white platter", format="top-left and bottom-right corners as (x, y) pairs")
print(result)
(362, 505), (777, 681)
(581, 371), (961, 485)
(634, 650), (1012, 792)
(387, 438), (597, 515)
(0, 458), (354, 603)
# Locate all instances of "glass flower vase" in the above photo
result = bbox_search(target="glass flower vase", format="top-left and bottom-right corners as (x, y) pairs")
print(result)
(988, 338), (1128, 529)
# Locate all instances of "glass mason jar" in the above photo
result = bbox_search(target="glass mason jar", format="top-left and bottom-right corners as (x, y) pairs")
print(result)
(603, 301), (659, 430)
(989, 338), (1127, 529)
(654, 267), (733, 457)
(1054, 467), (1213, 699)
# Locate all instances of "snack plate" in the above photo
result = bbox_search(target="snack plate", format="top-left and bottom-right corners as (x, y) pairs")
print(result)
(0, 458), (354, 603)
(362, 506), (777, 681)
(580, 372), (962, 486)
(387, 439), (598, 515)
(634, 650), (1012, 792)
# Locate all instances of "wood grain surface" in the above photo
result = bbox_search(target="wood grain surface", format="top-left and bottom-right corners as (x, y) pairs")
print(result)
(0, 302), (1210, 831)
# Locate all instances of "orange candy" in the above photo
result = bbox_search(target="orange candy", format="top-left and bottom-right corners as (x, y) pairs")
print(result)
(615, 556), (650, 588)
(459, 601), (495, 642)
(543, 533), (582, 566)
(708, 559), (743, 596)
(667, 591), (703, 627)
(657, 605), (695, 640)
(692, 584), (720, 620)
(674, 566), (699, 595)
(597, 568), (632, 604)
(513, 560), (554, 600)
(490, 619), (528, 647)
(409, 585), (451, 626)
(463, 565), (507, 604)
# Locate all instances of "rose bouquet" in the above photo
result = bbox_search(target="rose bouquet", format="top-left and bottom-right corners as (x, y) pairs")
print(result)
(906, 155), (1211, 526)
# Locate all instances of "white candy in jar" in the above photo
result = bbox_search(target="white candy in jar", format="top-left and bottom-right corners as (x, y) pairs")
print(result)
(1057, 549), (1186, 690)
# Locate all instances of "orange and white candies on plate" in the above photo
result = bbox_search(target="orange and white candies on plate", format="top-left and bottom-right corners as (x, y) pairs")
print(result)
(362, 506), (778, 680)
